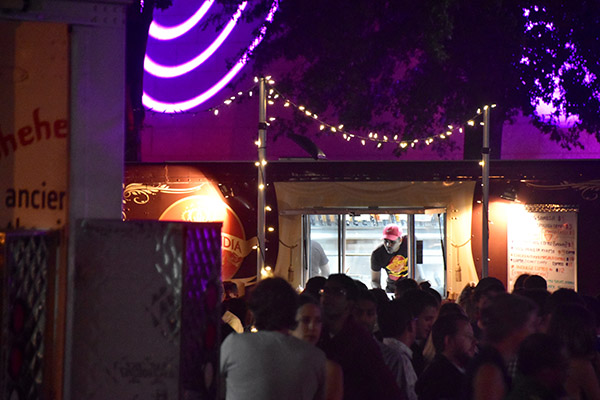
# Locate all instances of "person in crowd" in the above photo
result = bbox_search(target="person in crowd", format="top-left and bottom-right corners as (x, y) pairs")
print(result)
(415, 313), (477, 400)
(397, 288), (439, 376)
(369, 287), (390, 310)
(310, 240), (330, 277)
(220, 277), (326, 400)
(395, 278), (419, 299)
(222, 280), (239, 300)
(371, 224), (409, 293)
(546, 288), (586, 314)
(318, 274), (403, 400)
(513, 288), (551, 333)
(221, 281), (245, 341)
(352, 290), (379, 335)
(512, 273), (530, 293)
(438, 301), (468, 318)
(292, 295), (344, 400)
(505, 333), (569, 400)
(457, 283), (478, 325)
(379, 298), (418, 400)
(352, 289), (401, 373)
(471, 277), (506, 341)
(302, 276), (327, 300)
(523, 274), (548, 290)
(464, 293), (538, 400)
(547, 302), (600, 400)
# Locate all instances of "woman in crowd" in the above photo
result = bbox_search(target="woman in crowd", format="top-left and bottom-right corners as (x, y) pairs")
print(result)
(292, 295), (344, 400)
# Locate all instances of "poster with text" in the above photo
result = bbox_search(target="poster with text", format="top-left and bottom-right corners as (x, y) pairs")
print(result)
(0, 21), (68, 230)
(507, 205), (577, 292)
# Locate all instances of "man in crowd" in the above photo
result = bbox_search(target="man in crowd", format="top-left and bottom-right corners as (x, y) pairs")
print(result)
(319, 274), (403, 400)
(378, 299), (419, 400)
(415, 313), (477, 400)
(398, 288), (439, 376)
(371, 224), (409, 293)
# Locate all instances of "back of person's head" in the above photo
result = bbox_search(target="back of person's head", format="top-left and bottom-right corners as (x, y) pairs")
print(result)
(438, 301), (467, 318)
(514, 288), (551, 318)
(523, 275), (547, 290)
(398, 288), (439, 318)
(479, 292), (537, 343)
(425, 287), (442, 307)
(354, 279), (369, 292)
(431, 313), (470, 354)
(394, 278), (419, 297)
(473, 277), (506, 303)
(548, 302), (596, 358)
(546, 288), (585, 314)
(378, 299), (412, 338)
(369, 288), (390, 308)
(327, 274), (358, 301)
(298, 293), (320, 308)
(355, 289), (377, 305)
(518, 333), (567, 376)
(513, 273), (530, 292)
(249, 277), (298, 331)
(303, 276), (327, 299)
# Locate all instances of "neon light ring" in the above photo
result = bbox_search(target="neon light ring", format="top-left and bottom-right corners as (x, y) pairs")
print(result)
(143, 0), (279, 113)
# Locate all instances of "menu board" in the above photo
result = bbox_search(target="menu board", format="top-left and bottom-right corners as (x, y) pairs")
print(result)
(507, 204), (577, 292)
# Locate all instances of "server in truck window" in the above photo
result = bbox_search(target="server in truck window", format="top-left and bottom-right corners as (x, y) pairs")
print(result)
(371, 224), (409, 293)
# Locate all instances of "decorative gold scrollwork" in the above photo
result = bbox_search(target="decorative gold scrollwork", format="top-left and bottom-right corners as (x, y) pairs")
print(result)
(526, 180), (600, 201)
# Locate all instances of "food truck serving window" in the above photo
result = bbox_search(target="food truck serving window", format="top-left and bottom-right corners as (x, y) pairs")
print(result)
(297, 208), (447, 297)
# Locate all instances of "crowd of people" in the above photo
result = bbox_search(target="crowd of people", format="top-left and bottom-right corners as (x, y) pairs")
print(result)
(219, 273), (600, 400)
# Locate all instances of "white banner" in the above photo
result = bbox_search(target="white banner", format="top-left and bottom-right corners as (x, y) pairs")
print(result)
(0, 21), (68, 229)
(507, 205), (577, 291)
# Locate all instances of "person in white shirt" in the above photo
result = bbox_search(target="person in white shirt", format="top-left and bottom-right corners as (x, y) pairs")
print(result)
(220, 278), (326, 400)
(378, 298), (418, 400)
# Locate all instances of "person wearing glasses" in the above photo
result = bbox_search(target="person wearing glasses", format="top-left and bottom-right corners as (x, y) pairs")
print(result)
(371, 224), (409, 293)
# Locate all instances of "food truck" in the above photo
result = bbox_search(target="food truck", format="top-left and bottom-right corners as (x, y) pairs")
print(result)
(124, 159), (600, 298)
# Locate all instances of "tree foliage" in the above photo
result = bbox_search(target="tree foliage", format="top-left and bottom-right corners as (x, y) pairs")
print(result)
(213, 0), (600, 157)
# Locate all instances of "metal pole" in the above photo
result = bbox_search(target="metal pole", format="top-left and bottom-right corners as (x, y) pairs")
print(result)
(407, 214), (416, 279)
(482, 106), (490, 278)
(257, 77), (267, 279)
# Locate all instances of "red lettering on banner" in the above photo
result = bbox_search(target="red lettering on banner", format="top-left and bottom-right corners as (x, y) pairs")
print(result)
(0, 108), (68, 159)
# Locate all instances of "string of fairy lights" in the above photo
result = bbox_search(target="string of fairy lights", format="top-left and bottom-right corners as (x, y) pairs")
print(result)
(144, 75), (496, 150)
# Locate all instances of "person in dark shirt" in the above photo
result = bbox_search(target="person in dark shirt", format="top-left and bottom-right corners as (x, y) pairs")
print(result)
(371, 224), (409, 293)
(398, 289), (439, 377)
(416, 313), (477, 400)
(319, 274), (404, 400)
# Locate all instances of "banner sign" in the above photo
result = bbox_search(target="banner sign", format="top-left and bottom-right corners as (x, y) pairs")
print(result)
(0, 21), (68, 230)
(507, 204), (577, 291)
(124, 165), (259, 285)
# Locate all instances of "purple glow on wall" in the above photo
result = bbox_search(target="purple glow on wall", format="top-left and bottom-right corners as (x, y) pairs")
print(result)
(144, 2), (247, 78)
(149, 0), (214, 41)
(142, 0), (279, 113)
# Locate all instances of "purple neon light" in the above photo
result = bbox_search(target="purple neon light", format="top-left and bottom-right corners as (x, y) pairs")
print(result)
(143, 0), (279, 112)
(145, 1), (247, 78)
(149, 0), (214, 41)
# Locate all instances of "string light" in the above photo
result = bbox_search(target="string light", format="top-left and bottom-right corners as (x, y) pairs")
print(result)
(263, 84), (487, 149)
(145, 75), (491, 151)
